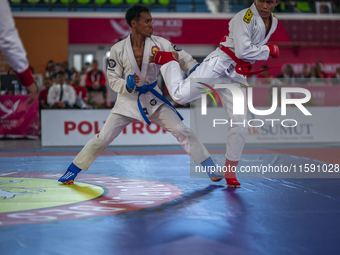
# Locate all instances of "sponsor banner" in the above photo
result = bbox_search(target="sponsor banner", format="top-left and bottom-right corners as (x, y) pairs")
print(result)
(0, 96), (39, 138)
(41, 109), (191, 146)
(42, 106), (339, 146)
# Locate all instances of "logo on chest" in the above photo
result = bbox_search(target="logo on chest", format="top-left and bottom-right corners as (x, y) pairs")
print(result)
(152, 46), (160, 55)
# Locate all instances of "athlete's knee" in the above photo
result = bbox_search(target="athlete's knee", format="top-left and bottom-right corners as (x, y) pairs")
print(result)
(94, 133), (112, 145)
(170, 123), (189, 138)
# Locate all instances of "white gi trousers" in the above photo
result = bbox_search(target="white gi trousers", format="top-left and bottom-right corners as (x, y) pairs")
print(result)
(160, 57), (248, 161)
(73, 104), (210, 170)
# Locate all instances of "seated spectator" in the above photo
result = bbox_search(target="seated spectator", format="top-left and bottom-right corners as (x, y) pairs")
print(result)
(310, 65), (326, 85)
(63, 61), (73, 81)
(39, 77), (52, 109)
(276, 64), (295, 85)
(48, 71), (76, 109)
(256, 65), (274, 85)
(287, 1), (301, 13)
(331, 67), (340, 85)
(331, 0), (340, 13)
(52, 62), (70, 83)
(85, 60), (108, 107)
(296, 64), (311, 84)
(7, 67), (15, 75)
(45, 60), (56, 78)
(315, 61), (327, 78)
(71, 72), (92, 109)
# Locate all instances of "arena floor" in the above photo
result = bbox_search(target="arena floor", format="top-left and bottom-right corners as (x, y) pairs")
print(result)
(1, 139), (340, 255)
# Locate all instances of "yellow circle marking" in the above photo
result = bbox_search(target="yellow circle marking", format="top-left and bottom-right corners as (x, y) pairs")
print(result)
(0, 177), (104, 213)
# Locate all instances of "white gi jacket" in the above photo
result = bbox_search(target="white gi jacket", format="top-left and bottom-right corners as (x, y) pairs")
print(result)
(107, 34), (197, 122)
(206, 3), (278, 86)
(0, 0), (29, 73)
(48, 84), (76, 107)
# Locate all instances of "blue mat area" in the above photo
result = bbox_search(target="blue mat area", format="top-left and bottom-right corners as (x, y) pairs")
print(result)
(1, 154), (340, 255)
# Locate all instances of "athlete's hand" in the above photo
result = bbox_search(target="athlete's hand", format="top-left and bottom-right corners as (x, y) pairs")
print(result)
(268, 44), (279, 58)
(149, 54), (155, 63)
(126, 73), (140, 92)
(26, 82), (38, 105)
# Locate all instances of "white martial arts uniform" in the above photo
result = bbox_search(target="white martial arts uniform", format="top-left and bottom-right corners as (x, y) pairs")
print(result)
(47, 83), (76, 108)
(161, 3), (278, 161)
(0, 0), (34, 86)
(73, 35), (210, 170)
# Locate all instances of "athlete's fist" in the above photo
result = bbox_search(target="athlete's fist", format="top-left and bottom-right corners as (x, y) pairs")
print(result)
(268, 44), (279, 58)
(126, 73), (139, 92)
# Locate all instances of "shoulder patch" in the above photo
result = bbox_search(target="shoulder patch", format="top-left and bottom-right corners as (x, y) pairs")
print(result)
(172, 43), (182, 52)
(108, 59), (116, 69)
(243, 9), (253, 24)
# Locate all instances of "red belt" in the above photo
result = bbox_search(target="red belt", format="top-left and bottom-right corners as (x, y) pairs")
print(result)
(219, 45), (279, 76)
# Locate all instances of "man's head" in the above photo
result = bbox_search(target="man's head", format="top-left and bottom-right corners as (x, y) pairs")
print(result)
(43, 77), (52, 89)
(46, 60), (55, 71)
(72, 72), (81, 86)
(58, 63), (66, 72)
(254, 0), (280, 20)
(302, 64), (309, 75)
(91, 60), (99, 71)
(126, 5), (153, 37)
(284, 64), (293, 76)
(56, 71), (66, 85)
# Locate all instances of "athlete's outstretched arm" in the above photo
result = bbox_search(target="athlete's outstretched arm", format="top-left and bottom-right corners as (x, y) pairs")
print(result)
(0, 0), (37, 104)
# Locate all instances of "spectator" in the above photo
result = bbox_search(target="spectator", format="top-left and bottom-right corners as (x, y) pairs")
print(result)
(276, 64), (295, 85)
(39, 77), (52, 109)
(47, 71), (76, 109)
(70, 67), (78, 74)
(256, 65), (274, 85)
(7, 67), (15, 75)
(310, 65), (325, 85)
(82, 62), (91, 74)
(296, 64), (311, 84)
(52, 62), (70, 82)
(285, 0), (301, 13)
(71, 72), (92, 109)
(85, 59), (108, 107)
(315, 61), (327, 78)
(331, 67), (340, 85)
(45, 60), (56, 78)
(63, 61), (73, 81)
(331, 0), (340, 13)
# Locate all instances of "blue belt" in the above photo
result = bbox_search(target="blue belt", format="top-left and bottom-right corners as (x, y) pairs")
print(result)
(135, 80), (183, 125)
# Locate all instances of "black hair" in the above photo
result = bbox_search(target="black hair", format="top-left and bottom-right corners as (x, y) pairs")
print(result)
(125, 4), (150, 27)
(56, 71), (65, 76)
